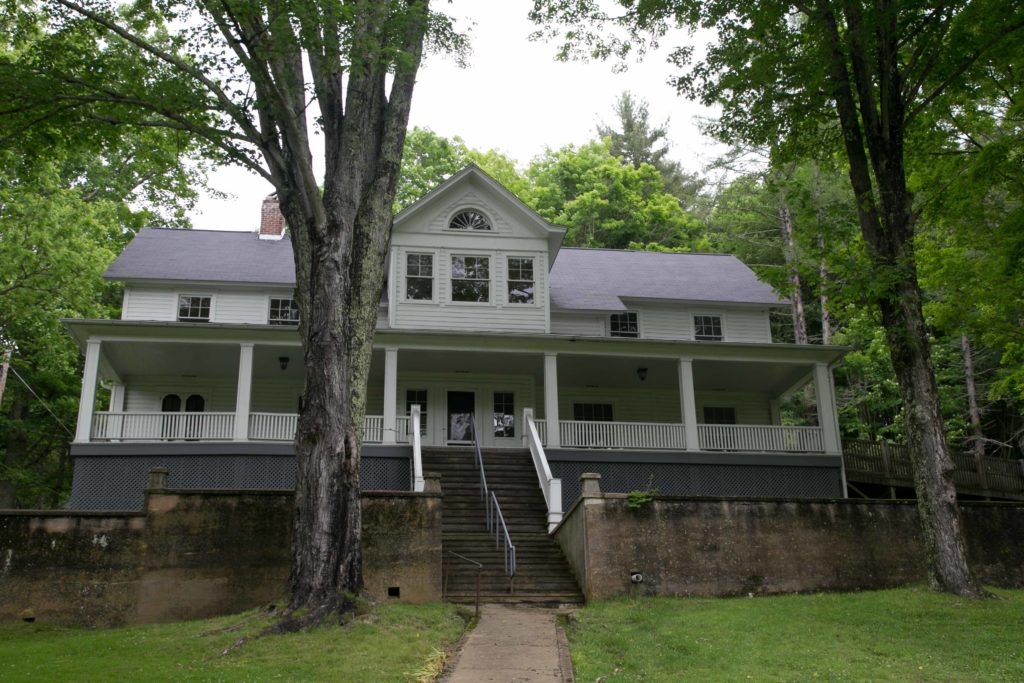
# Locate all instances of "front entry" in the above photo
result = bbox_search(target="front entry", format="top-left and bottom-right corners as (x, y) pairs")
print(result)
(447, 391), (475, 443)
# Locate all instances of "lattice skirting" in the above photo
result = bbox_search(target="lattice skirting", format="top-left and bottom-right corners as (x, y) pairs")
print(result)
(550, 461), (843, 510)
(67, 454), (411, 511)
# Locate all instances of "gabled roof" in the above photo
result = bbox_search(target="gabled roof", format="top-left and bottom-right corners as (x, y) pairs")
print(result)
(104, 228), (295, 285)
(395, 163), (566, 260)
(549, 248), (786, 311)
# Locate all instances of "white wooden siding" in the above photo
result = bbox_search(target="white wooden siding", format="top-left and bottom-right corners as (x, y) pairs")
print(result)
(124, 378), (236, 412)
(122, 287), (177, 321)
(691, 306), (771, 343)
(550, 313), (606, 336)
(391, 247), (549, 332)
(122, 285), (294, 324)
(695, 391), (772, 424)
(638, 304), (691, 340)
(557, 388), (681, 424)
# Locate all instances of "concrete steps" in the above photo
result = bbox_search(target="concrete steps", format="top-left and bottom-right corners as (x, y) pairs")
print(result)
(423, 447), (583, 605)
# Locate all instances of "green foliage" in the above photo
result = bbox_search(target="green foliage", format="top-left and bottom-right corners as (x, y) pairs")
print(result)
(0, 602), (466, 682)
(527, 139), (704, 249)
(0, 17), (206, 505)
(567, 588), (1024, 681)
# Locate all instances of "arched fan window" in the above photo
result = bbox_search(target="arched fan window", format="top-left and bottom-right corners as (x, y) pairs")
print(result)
(448, 209), (491, 231)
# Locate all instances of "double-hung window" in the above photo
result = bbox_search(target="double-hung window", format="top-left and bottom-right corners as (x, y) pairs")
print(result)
(406, 253), (433, 301)
(177, 295), (211, 322)
(493, 392), (515, 437)
(268, 297), (300, 325)
(507, 257), (535, 304)
(573, 403), (614, 422)
(451, 255), (490, 302)
(694, 315), (724, 341)
(609, 311), (639, 338)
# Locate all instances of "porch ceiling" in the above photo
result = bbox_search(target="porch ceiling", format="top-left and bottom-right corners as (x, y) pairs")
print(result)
(694, 359), (810, 395)
(102, 341), (303, 382)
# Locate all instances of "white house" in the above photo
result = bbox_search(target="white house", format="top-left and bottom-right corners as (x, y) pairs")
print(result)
(64, 165), (847, 512)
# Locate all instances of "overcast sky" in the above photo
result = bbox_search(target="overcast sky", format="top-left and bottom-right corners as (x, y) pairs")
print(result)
(188, 1), (723, 231)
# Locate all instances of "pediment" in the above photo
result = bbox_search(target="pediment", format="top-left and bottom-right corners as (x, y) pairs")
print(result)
(394, 165), (565, 254)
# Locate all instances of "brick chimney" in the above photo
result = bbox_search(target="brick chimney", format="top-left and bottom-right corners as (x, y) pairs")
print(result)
(259, 193), (286, 239)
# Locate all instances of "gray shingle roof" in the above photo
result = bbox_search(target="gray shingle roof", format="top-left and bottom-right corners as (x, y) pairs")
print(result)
(548, 248), (785, 310)
(106, 230), (785, 308)
(104, 228), (296, 285)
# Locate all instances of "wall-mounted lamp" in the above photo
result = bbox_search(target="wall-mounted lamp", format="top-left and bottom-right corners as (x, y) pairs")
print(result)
(279, 356), (290, 371)
(636, 367), (648, 382)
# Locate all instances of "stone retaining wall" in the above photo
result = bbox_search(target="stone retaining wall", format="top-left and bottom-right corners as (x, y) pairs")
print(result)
(555, 475), (1024, 600)
(0, 479), (442, 627)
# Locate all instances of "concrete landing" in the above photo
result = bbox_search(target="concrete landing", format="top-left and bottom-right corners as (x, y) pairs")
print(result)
(446, 604), (573, 683)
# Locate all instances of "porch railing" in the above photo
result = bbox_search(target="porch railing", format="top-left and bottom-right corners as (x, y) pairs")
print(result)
(532, 418), (825, 453)
(560, 419), (687, 450)
(249, 412), (298, 441)
(91, 411), (235, 441)
(698, 424), (824, 452)
(522, 409), (562, 532)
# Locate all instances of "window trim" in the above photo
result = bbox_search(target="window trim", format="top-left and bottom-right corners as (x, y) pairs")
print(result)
(403, 251), (437, 304)
(693, 312), (726, 342)
(176, 294), (214, 323)
(608, 310), (640, 338)
(449, 253), (493, 305)
(267, 296), (300, 325)
(444, 207), (494, 233)
(505, 255), (537, 307)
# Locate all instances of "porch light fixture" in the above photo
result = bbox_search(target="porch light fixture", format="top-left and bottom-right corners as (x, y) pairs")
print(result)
(279, 356), (290, 371)
(636, 367), (648, 382)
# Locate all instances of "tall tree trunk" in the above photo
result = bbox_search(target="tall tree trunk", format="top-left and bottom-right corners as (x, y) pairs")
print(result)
(816, 0), (983, 597)
(817, 234), (831, 345)
(780, 205), (808, 344)
(961, 333), (985, 460)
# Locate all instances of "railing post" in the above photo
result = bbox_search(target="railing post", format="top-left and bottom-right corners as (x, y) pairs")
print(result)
(233, 343), (254, 441)
(411, 405), (424, 492)
(522, 408), (533, 448)
(548, 478), (562, 532)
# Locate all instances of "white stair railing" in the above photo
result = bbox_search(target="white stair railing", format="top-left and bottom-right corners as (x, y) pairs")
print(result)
(523, 408), (563, 532)
(411, 404), (424, 492)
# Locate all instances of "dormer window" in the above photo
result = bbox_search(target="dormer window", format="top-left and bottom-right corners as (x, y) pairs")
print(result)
(406, 253), (434, 301)
(451, 255), (490, 302)
(449, 209), (491, 231)
(177, 295), (211, 322)
(507, 257), (535, 304)
(609, 312), (639, 338)
(694, 315), (724, 341)
(268, 297), (300, 325)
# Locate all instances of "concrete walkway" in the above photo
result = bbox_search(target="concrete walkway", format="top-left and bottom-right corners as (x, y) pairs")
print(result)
(446, 604), (572, 682)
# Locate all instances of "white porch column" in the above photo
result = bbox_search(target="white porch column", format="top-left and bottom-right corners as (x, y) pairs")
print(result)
(74, 339), (102, 442)
(109, 382), (126, 412)
(233, 343), (254, 441)
(814, 362), (842, 455)
(678, 358), (700, 450)
(544, 352), (560, 448)
(383, 346), (399, 444)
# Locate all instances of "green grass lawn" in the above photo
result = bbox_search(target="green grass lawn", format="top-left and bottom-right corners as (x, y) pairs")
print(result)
(0, 602), (466, 682)
(567, 587), (1024, 682)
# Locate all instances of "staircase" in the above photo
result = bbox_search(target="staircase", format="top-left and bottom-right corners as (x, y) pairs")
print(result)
(422, 446), (583, 605)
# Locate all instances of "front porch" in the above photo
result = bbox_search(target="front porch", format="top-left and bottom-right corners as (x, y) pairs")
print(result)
(88, 410), (827, 454)
(65, 322), (848, 510)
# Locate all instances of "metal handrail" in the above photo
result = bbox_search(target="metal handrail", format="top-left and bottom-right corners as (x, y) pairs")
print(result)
(443, 551), (482, 617)
(469, 417), (517, 590)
